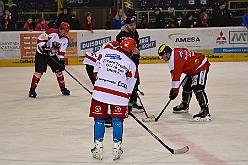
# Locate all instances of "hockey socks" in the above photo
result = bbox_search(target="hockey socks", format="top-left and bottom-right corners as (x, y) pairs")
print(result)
(94, 118), (105, 141)
(29, 72), (43, 98)
(56, 72), (65, 88)
(30, 72), (43, 89)
(112, 118), (123, 142)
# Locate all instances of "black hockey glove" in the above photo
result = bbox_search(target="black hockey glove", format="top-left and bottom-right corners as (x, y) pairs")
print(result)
(42, 45), (50, 56)
(58, 58), (65, 71)
(169, 88), (178, 100)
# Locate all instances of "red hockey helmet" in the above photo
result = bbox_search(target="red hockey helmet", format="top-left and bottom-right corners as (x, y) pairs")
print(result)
(59, 22), (70, 32)
(120, 37), (137, 54)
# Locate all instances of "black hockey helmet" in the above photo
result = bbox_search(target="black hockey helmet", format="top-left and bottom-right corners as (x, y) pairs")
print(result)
(157, 44), (172, 56)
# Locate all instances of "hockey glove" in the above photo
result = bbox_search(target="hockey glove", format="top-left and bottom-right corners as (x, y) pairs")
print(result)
(169, 88), (178, 100)
(58, 58), (65, 71)
(42, 45), (50, 56)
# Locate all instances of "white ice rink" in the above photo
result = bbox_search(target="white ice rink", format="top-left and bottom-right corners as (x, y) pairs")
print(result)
(1, 62), (248, 165)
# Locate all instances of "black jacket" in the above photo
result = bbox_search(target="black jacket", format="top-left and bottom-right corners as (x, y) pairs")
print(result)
(180, 17), (194, 28)
(116, 26), (140, 65)
(69, 14), (81, 30)
(57, 13), (71, 27)
(211, 7), (232, 27)
(155, 13), (165, 28)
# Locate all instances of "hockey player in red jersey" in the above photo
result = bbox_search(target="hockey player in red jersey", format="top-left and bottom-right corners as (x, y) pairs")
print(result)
(157, 44), (211, 122)
(89, 37), (138, 160)
(28, 22), (70, 98)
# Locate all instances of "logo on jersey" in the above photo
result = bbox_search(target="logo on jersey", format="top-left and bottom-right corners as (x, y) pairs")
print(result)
(105, 54), (122, 60)
(52, 41), (61, 49)
(178, 50), (184, 58)
(114, 106), (122, 113)
(95, 106), (101, 113)
(117, 81), (127, 89)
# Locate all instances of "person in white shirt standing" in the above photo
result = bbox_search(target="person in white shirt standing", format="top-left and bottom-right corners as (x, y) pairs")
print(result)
(28, 22), (70, 98)
(89, 37), (138, 161)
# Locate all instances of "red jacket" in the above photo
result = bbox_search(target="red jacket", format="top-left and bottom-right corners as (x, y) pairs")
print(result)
(82, 18), (95, 30)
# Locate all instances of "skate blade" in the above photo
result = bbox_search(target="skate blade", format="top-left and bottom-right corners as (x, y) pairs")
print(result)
(173, 109), (189, 113)
(142, 115), (155, 122)
(113, 154), (121, 161)
(92, 154), (103, 160)
(193, 115), (212, 122)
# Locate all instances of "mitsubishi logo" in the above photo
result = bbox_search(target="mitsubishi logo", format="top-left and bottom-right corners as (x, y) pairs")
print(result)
(216, 31), (226, 40)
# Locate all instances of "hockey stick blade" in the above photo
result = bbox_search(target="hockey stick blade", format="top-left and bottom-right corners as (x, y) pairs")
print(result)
(142, 115), (156, 122)
(130, 112), (189, 154)
(173, 146), (189, 154)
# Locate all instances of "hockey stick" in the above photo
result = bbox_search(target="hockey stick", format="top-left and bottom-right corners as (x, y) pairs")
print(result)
(136, 91), (155, 119)
(138, 89), (144, 95)
(49, 56), (92, 94)
(142, 76), (187, 122)
(129, 112), (189, 154)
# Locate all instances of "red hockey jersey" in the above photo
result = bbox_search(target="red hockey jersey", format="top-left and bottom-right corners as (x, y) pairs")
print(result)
(169, 48), (210, 93)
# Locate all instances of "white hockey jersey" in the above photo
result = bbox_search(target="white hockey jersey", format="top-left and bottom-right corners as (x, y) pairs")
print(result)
(83, 40), (119, 66)
(92, 47), (138, 106)
(36, 28), (69, 59)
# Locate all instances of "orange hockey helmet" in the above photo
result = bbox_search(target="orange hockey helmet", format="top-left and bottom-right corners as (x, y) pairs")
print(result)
(59, 22), (70, 32)
(120, 37), (137, 54)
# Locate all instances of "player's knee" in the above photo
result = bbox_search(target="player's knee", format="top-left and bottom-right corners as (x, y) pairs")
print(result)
(112, 118), (123, 126)
(94, 118), (105, 125)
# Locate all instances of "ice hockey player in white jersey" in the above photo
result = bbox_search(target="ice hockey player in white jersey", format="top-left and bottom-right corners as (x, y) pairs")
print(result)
(83, 40), (120, 128)
(28, 22), (70, 98)
(89, 37), (138, 160)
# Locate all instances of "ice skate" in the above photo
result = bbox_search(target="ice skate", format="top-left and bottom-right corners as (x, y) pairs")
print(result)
(173, 103), (189, 113)
(113, 140), (123, 161)
(193, 109), (211, 122)
(61, 87), (70, 95)
(91, 140), (103, 160)
(29, 88), (37, 98)
(132, 102), (144, 113)
(105, 114), (112, 128)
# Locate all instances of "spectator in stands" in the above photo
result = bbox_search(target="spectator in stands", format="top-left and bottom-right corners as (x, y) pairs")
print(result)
(197, 12), (209, 27)
(154, 7), (165, 28)
(104, 14), (112, 29)
(180, 12), (194, 28)
(4, 0), (17, 30)
(70, 10), (81, 30)
(23, 17), (36, 31)
(0, 0), (4, 22)
(112, 9), (127, 29)
(241, 7), (248, 29)
(137, 16), (149, 29)
(211, 1), (232, 27)
(4, 0), (17, 19)
(82, 12), (95, 33)
(167, 15), (179, 28)
(57, 6), (71, 27)
(124, 1), (135, 17)
(48, 16), (58, 29)
(35, 18), (49, 31)
(1, 8), (16, 31)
